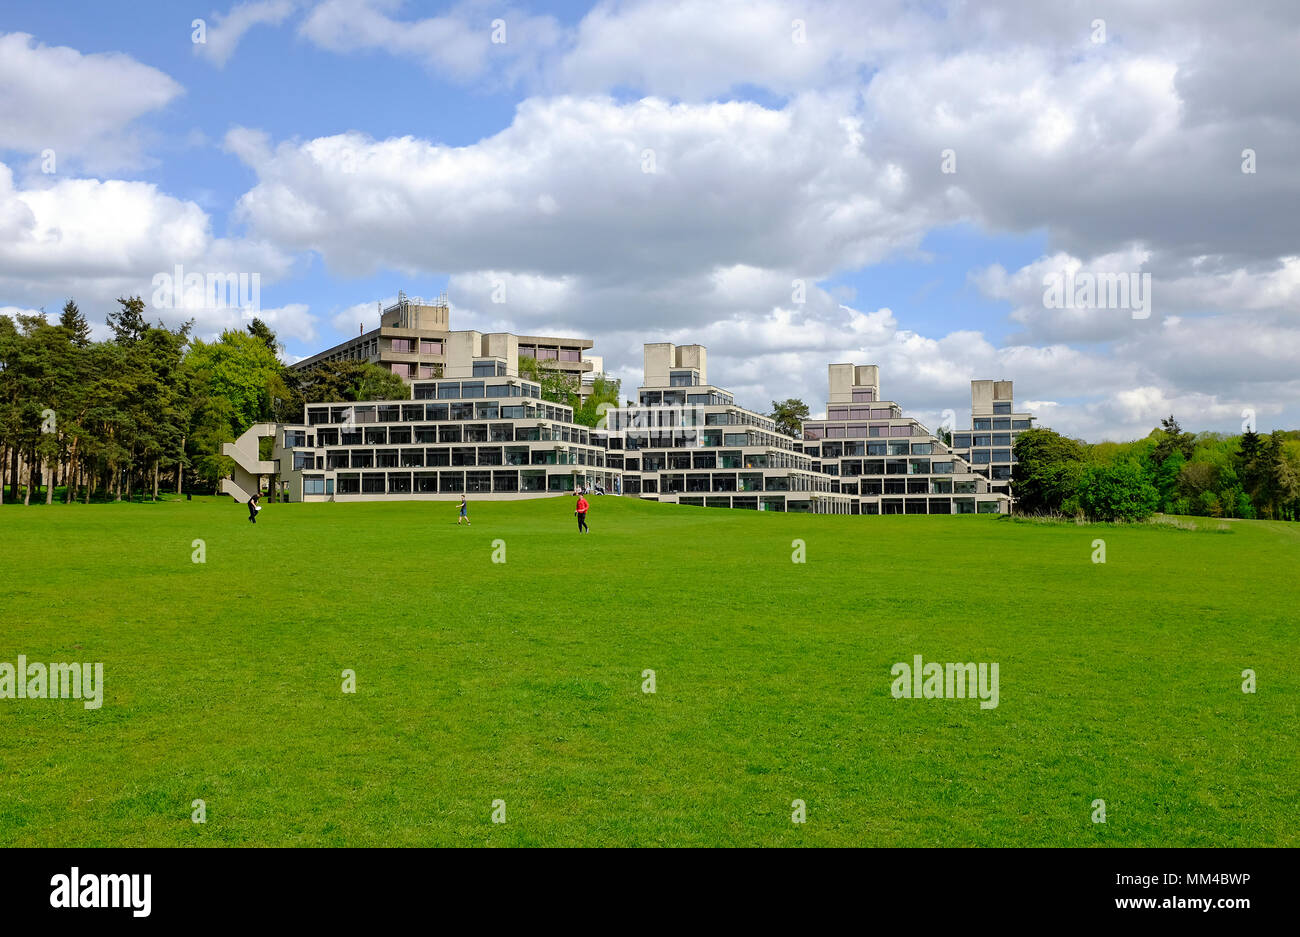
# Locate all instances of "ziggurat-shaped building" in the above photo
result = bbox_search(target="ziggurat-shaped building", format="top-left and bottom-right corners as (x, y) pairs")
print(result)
(225, 340), (1028, 515)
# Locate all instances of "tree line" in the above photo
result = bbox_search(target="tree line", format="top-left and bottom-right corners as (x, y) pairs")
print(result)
(2, 300), (404, 503)
(1013, 417), (1300, 522)
(1, 301), (622, 505)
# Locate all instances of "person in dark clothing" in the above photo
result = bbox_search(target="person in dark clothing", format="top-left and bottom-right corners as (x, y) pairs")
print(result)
(248, 492), (260, 523)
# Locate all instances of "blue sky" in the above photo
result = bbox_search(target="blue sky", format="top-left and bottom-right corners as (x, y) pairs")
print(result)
(1, 1), (1296, 439)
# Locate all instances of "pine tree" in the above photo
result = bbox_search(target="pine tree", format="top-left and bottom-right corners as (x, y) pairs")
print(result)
(1237, 429), (1266, 512)
(58, 299), (93, 346)
(247, 318), (280, 357)
(107, 296), (149, 345)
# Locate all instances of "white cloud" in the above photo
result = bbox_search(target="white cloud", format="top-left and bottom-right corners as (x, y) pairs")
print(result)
(7, 2), (1291, 443)
(298, 0), (563, 85)
(0, 162), (295, 339)
(194, 0), (297, 68)
(227, 93), (938, 290)
(256, 302), (317, 343)
(0, 32), (183, 171)
(329, 300), (384, 335)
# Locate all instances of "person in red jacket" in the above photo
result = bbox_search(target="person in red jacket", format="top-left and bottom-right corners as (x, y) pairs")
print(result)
(575, 493), (589, 533)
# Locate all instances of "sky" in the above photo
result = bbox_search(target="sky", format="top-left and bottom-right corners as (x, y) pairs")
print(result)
(0, 0), (1297, 439)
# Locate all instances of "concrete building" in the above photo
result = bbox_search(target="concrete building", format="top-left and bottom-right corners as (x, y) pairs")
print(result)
(604, 343), (853, 513)
(223, 334), (617, 502)
(800, 364), (1010, 514)
(948, 380), (1035, 499)
(292, 291), (596, 394)
(224, 339), (1031, 514)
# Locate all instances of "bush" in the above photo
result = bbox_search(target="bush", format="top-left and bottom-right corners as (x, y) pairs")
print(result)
(1076, 461), (1160, 522)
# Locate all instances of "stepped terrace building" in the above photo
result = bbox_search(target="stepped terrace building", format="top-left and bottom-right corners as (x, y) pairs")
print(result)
(291, 291), (599, 396)
(604, 343), (853, 513)
(223, 334), (617, 502)
(948, 380), (1035, 499)
(799, 365), (1010, 515)
(225, 338), (1031, 514)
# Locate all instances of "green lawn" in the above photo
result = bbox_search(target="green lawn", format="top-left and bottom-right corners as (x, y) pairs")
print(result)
(0, 496), (1296, 846)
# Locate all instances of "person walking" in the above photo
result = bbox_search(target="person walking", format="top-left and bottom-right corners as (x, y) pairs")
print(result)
(248, 492), (260, 524)
(457, 494), (470, 526)
(575, 492), (589, 533)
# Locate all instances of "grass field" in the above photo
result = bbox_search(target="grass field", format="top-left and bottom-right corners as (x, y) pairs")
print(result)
(1, 495), (1296, 847)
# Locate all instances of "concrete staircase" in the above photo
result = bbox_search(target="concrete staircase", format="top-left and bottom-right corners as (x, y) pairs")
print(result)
(220, 422), (278, 503)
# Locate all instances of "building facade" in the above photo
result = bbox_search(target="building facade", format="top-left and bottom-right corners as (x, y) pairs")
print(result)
(604, 343), (853, 513)
(947, 380), (1035, 499)
(225, 340), (1032, 514)
(292, 291), (597, 394)
(226, 324), (617, 502)
(800, 365), (1010, 514)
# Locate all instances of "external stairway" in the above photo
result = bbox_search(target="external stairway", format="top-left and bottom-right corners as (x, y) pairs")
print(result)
(219, 422), (278, 502)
